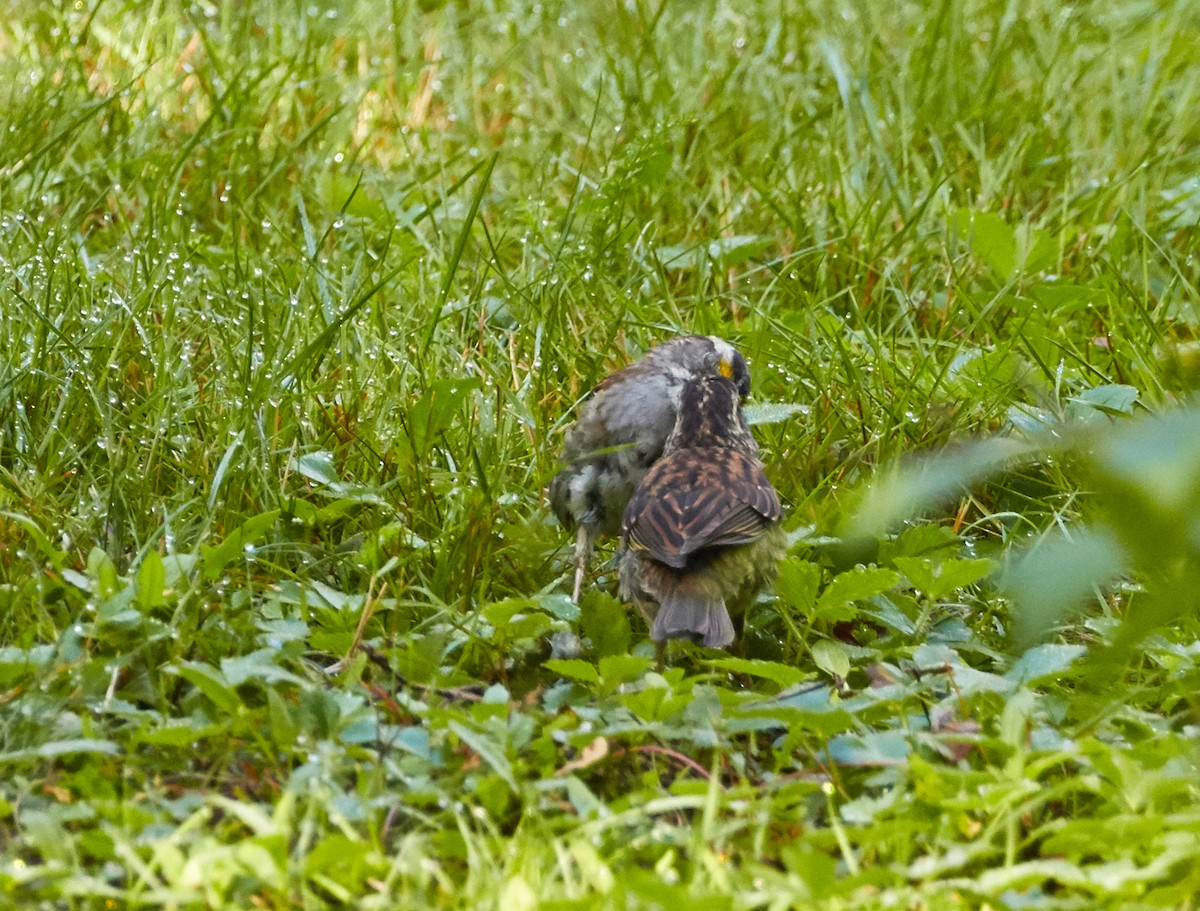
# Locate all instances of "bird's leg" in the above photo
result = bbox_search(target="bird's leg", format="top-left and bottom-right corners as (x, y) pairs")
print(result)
(571, 525), (592, 603)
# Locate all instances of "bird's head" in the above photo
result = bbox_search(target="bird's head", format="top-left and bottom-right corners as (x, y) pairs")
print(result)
(705, 337), (751, 398)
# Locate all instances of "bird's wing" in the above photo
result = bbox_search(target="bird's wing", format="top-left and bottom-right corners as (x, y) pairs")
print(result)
(623, 449), (781, 568)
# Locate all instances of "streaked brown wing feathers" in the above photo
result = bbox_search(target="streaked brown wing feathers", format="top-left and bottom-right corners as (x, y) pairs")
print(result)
(623, 449), (780, 566)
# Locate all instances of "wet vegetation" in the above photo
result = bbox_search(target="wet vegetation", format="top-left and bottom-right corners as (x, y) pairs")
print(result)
(2, 1), (1200, 907)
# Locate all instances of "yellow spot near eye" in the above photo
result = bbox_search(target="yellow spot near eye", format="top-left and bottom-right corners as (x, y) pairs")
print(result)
(718, 358), (734, 379)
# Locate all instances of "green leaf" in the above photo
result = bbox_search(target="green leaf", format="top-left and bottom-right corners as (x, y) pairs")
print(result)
(598, 655), (652, 687)
(826, 730), (910, 766)
(161, 552), (199, 590)
(1002, 528), (1127, 648)
(735, 702), (855, 737)
(0, 510), (67, 569)
(743, 402), (809, 426)
(879, 524), (962, 562)
(955, 208), (1016, 279)
(0, 646), (53, 686)
(954, 209), (1055, 279)
(580, 591), (631, 658)
(448, 721), (517, 793)
(1006, 643), (1087, 686)
(221, 649), (304, 687)
(631, 148), (671, 185)
(1031, 281), (1099, 314)
(1068, 384), (1139, 418)
(61, 568), (92, 592)
(849, 436), (1039, 538)
(706, 657), (808, 688)
(408, 378), (484, 456)
(135, 719), (227, 747)
(892, 556), (936, 595)
(391, 726), (433, 761)
(33, 739), (121, 760)
(96, 584), (138, 626)
(483, 598), (535, 627)
(1019, 221), (1058, 273)
(780, 845), (838, 900)
(657, 234), (771, 270)
(775, 558), (822, 617)
(206, 796), (276, 839)
(135, 550), (166, 609)
(304, 833), (379, 890)
(1089, 405), (1200, 515)
(172, 661), (240, 713)
(536, 594), (581, 622)
(319, 170), (388, 222)
(999, 689), (1037, 747)
(499, 613), (554, 642)
(928, 557), (997, 597)
(859, 594), (917, 636)
(1162, 175), (1200, 229)
(200, 511), (281, 580)
(817, 566), (900, 621)
(294, 451), (386, 506)
(544, 659), (600, 685)
(810, 640), (851, 679)
(561, 775), (606, 820)
(268, 688), (299, 748)
(295, 450), (339, 486)
(87, 546), (120, 599)
(893, 556), (997, 601)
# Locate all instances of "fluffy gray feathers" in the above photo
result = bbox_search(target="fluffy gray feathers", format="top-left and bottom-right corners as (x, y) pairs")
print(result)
(550, 335), (750, 538)
(549, 336), (751, 603)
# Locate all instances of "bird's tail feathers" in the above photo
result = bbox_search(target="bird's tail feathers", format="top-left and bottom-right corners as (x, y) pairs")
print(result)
(651, 588), (734, 649)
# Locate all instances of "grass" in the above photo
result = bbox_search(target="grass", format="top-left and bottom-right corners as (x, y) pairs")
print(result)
(2, 0), (1200, 907)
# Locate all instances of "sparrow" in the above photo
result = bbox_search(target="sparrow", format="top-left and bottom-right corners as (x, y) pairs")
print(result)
(618, 373), (785, 649)
(549, 335), (751, 602)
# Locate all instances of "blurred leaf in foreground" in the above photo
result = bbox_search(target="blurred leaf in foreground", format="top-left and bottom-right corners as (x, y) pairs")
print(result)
(846, 436), (1041, 540)
(849, 399), (1200, 662)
